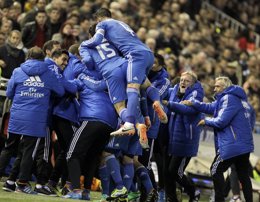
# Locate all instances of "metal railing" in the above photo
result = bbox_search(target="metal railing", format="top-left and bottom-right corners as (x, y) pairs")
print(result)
(202, 1), (260, 48)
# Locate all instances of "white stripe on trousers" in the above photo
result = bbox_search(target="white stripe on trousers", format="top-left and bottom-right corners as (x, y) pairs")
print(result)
(211, 154), (222, 176)
(147, 139), (155, 170)
(177, 157), (187, 178)
(32, 137), (41, 160)
(66, 121), (88, 160)
(43, 127), (51, 162)
(127, 53), (133, 82)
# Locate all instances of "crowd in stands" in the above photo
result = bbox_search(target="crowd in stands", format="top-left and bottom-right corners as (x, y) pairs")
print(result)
(0, 0), (259, 122)
(0, 0), (259, 202)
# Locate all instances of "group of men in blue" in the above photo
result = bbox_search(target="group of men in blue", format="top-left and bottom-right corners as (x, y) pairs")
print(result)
(3, 7), (255, 202)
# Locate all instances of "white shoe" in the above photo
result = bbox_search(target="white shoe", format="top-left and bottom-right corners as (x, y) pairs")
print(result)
(110, 124), (135, 136)
(230, 196), (241, 202)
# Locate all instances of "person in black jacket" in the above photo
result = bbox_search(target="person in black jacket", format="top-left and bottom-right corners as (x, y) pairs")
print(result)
(21, 10), (51, 49)
(0, 30), (25, 79)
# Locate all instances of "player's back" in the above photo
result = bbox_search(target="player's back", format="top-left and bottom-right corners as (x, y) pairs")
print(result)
(82, 38), (126, 78)
(97, 19), (151, 56)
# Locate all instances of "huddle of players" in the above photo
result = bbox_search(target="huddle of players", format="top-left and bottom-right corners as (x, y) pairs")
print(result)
(4, 7), (254, 202)
(2, 7), (169, 202)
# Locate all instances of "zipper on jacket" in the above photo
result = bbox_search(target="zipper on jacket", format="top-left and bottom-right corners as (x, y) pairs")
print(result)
(230, 126), (236, 140)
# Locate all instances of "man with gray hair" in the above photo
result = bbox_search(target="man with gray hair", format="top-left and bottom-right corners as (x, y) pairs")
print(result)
(183, 76), (254, 202)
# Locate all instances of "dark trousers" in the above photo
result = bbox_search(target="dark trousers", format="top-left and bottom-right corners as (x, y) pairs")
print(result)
(138, 138), (157, 189)
(8, 134), (51, 185)
(9, 134), (41, 183)
(211, 153), (252, 202)
(67, 121), (112, 190)
(33, 133), (52, 185)
(223, 164), (241, 197)
(50, 115), (77, 184)
(154, 123), (169, 190)
(0, 133), (20, 177)
(165, 155), (195, 201)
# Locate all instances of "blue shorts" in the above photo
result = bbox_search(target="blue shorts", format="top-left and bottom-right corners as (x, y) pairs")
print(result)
(105, 134), (142, 157)
(126, 51), (154, 85)
(105, 63), (128, 104)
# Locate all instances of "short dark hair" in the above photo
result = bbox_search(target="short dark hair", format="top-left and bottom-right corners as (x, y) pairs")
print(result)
(68, 43), (80, 55)
(94, 8), (111, 19)
(154, 53), (165, 66)
(43, 40), (60, 55)
(26, 46), (45, 60)
(51, 49), (69, 59)
(35, 9), (46, 16)
(88, 24), (97, 37)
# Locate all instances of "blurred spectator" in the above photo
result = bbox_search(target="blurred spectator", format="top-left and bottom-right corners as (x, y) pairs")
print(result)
(238, 28), (256, 52)
(238, 51), (250, 83)
(222, 61), (241, 85)
(52, 22), (78, 50)
(0, 17), (13, 37)
(145, 38), (156, 52)
(79, 0), (94, 19)
(7, 2), (22, 31)
(0, 31), (5, 46)
(24, 0), (37, 13)
(47, 7), (62, 36)
(0, 30), (25, 79)
(21, 0), (46, 26)
(22, 10), (51, 48)
(136, 27), (147, 42)
(78, 17), (91, 42)
(66, 11), (80, 25)
(157, 25), (181, 56)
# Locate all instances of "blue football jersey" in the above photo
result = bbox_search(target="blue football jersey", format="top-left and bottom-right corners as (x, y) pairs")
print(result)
(80, 38), (126, 78)
(82, 19), (151, 56)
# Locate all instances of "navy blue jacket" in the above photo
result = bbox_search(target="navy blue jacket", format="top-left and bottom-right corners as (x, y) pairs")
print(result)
(7, 59), (64, 137)
(167, 81), (204, 157)
(192, 85), (254, 160)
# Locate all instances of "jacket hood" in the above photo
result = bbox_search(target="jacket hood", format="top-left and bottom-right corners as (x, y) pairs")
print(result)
(21, 59), (48, 76)
(217, 85), (247, 100)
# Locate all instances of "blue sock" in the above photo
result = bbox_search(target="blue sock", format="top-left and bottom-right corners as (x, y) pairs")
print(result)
(122, 163), (134, 191)
(146, 86), (160, 102)
(126, 88), (139, 124)
(109, 176), (115, 194)
(119, 108), (127, 123)
(130, 181), (138, 192)
(105, 155), (124, 189)
(99, 165), (109, 195)
(136, 166), (153, 193)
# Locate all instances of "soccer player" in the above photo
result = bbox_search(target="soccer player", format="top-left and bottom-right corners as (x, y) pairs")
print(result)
(138, 53), (170, 200)
(64, 70), (119, 200)
(80, 8), (167, 136)
(80, 24), (149, 143)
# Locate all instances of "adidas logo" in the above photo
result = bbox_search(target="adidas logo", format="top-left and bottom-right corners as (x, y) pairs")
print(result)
(23, 76), (44, 87)
(133, 76), (138, 81)
(113, 97), (117, 101)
